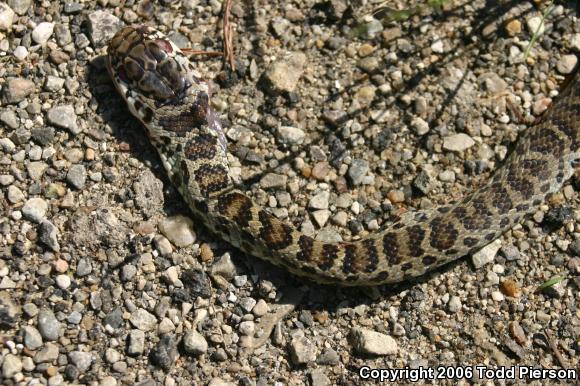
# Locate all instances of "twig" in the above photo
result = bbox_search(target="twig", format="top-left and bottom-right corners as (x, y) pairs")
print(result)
(545, 330), (568, 369)
(223, 0), (236, 71)
(181, 48), (224, 57)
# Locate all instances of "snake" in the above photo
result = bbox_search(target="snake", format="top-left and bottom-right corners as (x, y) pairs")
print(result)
(106, 25), (579, 286)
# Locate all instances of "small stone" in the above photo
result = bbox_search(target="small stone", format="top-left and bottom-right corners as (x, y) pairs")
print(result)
(413, 170), (433, 195)
(44, 76), (65, 92)
(2, 354), (22, 379)
(159, 215), (196, 247)
(348, 159), (369, 186)
(34, 343), (59, 363)
(66, 164), (87, 190)
(349, 327), (398, 355)
(39, 220), (60, 252)
(505, 19), (521, 36)
(4, 78), (35, 104)
(150, 335), (178, 370)
(526, 16), (545, 36)
(210, 253), (237, 280)
(0, 3), (15, 31)
(22, 197), (48, 223)
(68, 351), (92, 372)
(500, 245), (520, 260)
(47, 105), (80, 135)
(472, 239), (501, 268)
(509, 321), (526, 345)
(357, 57), (379, 73)
(0, 137), (15, 152)
(310, 369), (331, 386)
(183, 330), (208, 356)
(431, 39), (444, 53)
(7, 185), (24, 204)
(491, 291), (504, 301)
(32, 22), (55, 44)
(37, 309), (60, 341)
(260, 173), (287, 188)
(55, 274), (71, 289)
(532, 98), (552, 115)
(288, 336), (317, 365)
(31, 127), (55, 145)
(121, 265), (137, 282)
(312, 210), (330, 227)
(130, 308), (157, 331)
(277, 126), (305, 145)
(309, 191), (329, 210)
(252, 299), (269, 317)
(23, 326), (43, 350)
(443, 133), (475, 152)
(239, 297), (257, 313)
(239, 321), (255, 336)
(317, 347), (339, 365)
(411, 117), (429, 135)
(0, 110), (18, 129)
(76, 257), (92, 276)
(556, 54), (578, 75)
(87, 10), (123, 46)
(127, 330), (147, 356)
(26, 162), (48, 181)
(355, 86), (376, 104)
(154, 235), (173, 256)
(387, 189), (405, 203)
(13, 45), (28, 60)
(448, 296), (462, 313)
(261, 52), (307, 95)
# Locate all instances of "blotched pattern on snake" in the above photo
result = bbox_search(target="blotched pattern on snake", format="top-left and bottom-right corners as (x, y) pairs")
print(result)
(107, 26), (579, 286)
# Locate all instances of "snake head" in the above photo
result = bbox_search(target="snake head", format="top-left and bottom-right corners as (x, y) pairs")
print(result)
(107, 25), (210, 124)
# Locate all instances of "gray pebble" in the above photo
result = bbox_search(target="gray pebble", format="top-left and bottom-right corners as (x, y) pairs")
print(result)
(277, 126), (305, 145)
(87, 10), (123, 46)
(133, 170), (164, 217)
(121, 264), (137, 281)
(32, 22), (54, 44)
(127, 330), (146, 355)
(76, 257), (92, 277)
(209, 253), (237, 280)
(288, 336), (317, 365)
(260, 173), (287, 189)
(448, 295), (462, 313)
(67, 164), (87, 189)
(443, 133), (475, 152)
(7, 185), (24, 204)
(348, 159), (369, 186)
(67, 311), (82, 324)
(261, 52), (307, 95)
(0, 109), (19, 129)
(183, 330), (208, 356)
(472, 239), (501, 268)
(68, 351), (92, 372)
(150, 335), (178, 370)
(159, 215), (196, 247)
(308, 191), (329, 210)
(34, 343), (59, 363)
(130, 308), (157, 331)
(47, 105), (80, 135)
(27, 161), (48, 181)
(23, 326), (43, 350)
(54, 23), (72, 46)
(239, 297), (257, 313)
(316, 347), (339, 365)
(500, 245), (520, 261)
(557, 54), (578, 74)
(2, 353), (22, 379)
(22, 197), (48, 222)
(349, 327), (398, 355)
(37, 308), (60, 341)
(38, 220), (60, 252)
(44, 75), (65, 92)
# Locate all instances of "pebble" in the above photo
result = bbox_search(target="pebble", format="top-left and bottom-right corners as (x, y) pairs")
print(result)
(7, 185), (24, 204)
(9, 0), (32, 15)
(210, 253), (237, 280)
(47, 105), (80, 135)
(348, 159), (369, 185)
(130, 308), (157, 331)
(349, 327), (398, 355)
(261, 52), (307, 95)
(443, 133), (475, 152)
(44, 76), (65, 92)
(260, 173), (287, 188)
(153, 235), (173, 256)
(252, 299), (269, 316)
(23, 326), (43, 350)
(472, 239), (501, 268)
(2, 354), (22, 379)
(12, 45), (27, 60)
(37, 308), (60, 341)
(310, 369), (331, 386)
(76, 257), (92, 276)
(4, 78), (35, 104)
(133, 170), (164, 216)
(127, 330), (145, 355)
(526, 16), (545, 36)
(500, 245), (520, 261)
(159, 215), (196, 247)
(239, 321), (255, 336)
(312, 210), (330, 227)
(87, 11), (123, 46)
(277, 126), (305, 145)
(34, 343), (59, 363)
(317, 347), (340, 365)
(27, 162), (48, 181)
(0, 3), (15, 31)
(39, 220), (60, 252)
(66, 164), (87, 189)
(288, 336), (317, 364)
(448, 296), (462, 313)
(183, 331), (208, 356)
(22, 197), (48, 223)
(55, 274), (71, 289)
(556, 54), (577, 74)
(32, 22), (55, 44)
(68, 351), (92, 372)
(308, 191), (329, 210)
(505, 19), (521, 36)
(150, 335), (178, 370)
(411, 117), (430, 135)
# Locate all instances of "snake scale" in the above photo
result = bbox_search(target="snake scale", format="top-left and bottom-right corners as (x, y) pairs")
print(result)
(107, 25), (579, 286)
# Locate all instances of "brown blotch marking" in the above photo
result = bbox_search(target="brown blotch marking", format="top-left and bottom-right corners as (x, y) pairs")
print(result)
(319, 244), (339, 271)
(142, 106), (153, 123)
(296, 235), (314, 262)
(553, 119), (578, 150)
(401, 262), (413, 271)
(422, 256), (437, 265)
(158, 105), (208, 136)
(445, 248), (458, 255)
(406, 225), (426, 257)
(345, 275), (360, 283)
(429, 217), (459, 251)
(376, 271), (389, 281)
(455, 200), (493, 231)
(363, 239), (379, 272)
(485, 232), (496, 241)
(515, 204), (529, 212)
(216, 192), (253, 227)
(499, 217), (510, 228)
(383, 232), (401, 265)
(194, 163), (230, 197)
(437, 206), (451, 213)
(528, 126), (565, 157)
(240, 240), (254, 253)
(258, 210), (294, 251)
(184, 134), (218, 161)
(540, 183), (551, 193)
(488, 183), (512, 214)
(463, 237), (478, 247)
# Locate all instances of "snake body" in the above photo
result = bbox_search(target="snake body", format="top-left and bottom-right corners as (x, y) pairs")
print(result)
(107, 26), (579, 286)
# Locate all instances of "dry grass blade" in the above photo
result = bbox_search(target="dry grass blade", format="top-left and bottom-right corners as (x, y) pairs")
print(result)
(223, 0), (236, 71)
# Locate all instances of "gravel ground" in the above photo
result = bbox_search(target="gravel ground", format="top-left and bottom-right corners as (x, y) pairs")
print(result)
(0, 0), (579, 385)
